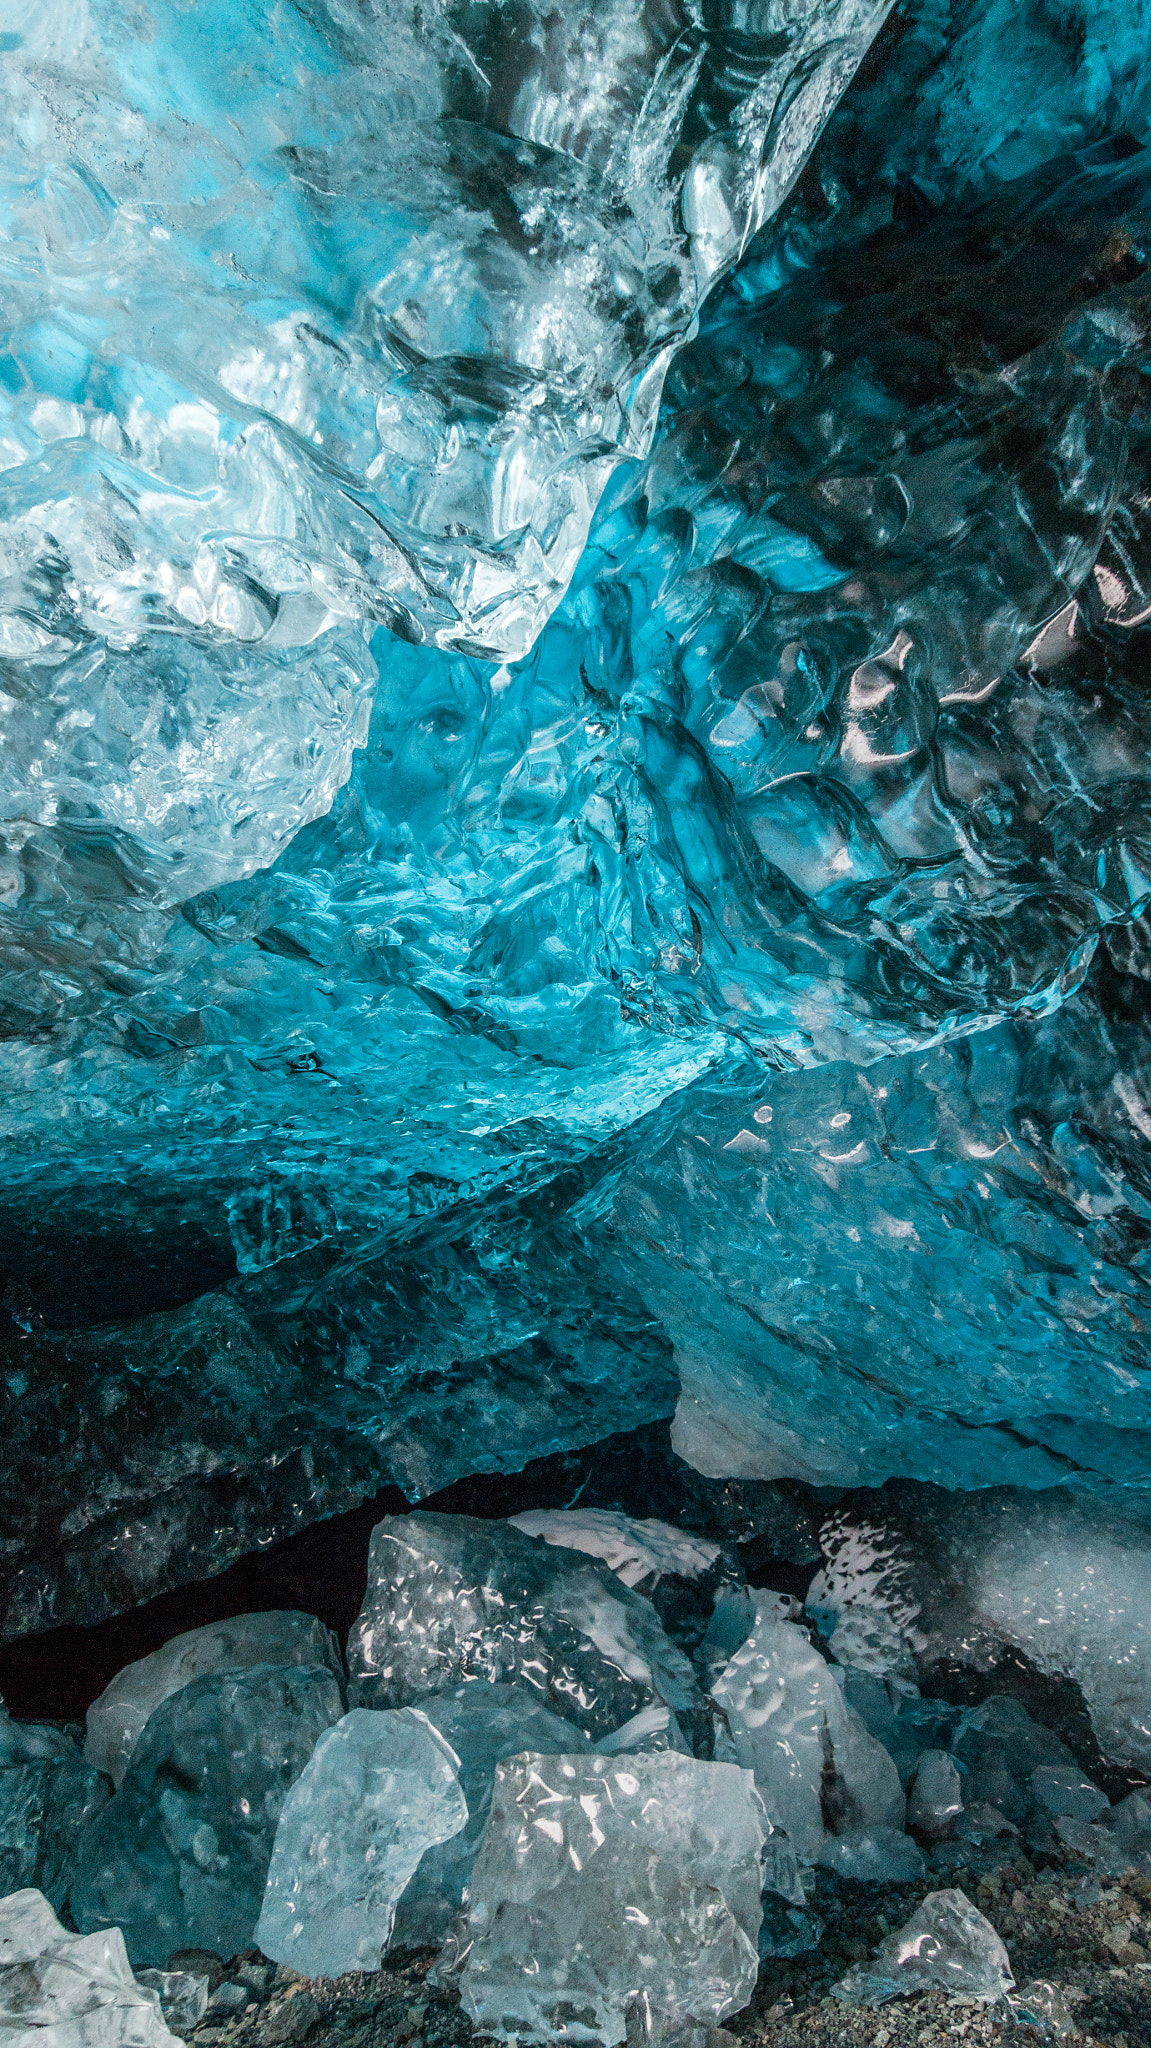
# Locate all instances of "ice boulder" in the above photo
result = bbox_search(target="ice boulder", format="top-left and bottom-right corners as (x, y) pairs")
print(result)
(255, 1709), (467, 1978)
(711, 1606), (904, 1861)
(509, 1511), (750, 1664)
(833, 1889), (1014, 2006)
(68, 1664), (343, 1965)
(0, 1710), (111, 1913)
(347, 1514), (700, 1747)
(0, 1887), (177, 2048)
(391, 1683), (591, 1951)
(443, 1751), (767, 2044)
(85, 1612), (344, 1786)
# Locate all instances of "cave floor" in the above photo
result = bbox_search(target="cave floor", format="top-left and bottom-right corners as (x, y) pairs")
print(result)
(180, 1860), (1151, 2048)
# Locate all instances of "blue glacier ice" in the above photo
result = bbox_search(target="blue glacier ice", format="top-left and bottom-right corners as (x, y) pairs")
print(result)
(3, 0), (1151, 1719)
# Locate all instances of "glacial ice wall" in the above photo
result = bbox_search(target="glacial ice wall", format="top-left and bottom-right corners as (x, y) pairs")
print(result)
(4, 0), (1151, 1633)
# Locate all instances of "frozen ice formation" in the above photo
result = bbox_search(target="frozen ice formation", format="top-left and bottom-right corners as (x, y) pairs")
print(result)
(391, 1683), (590, 1951)
(443, 1750), (767, 2043)
(814, 1827), (925, 1885)
(905, 1753), (964, 1841)
(347, 1513), (700, 1747)
(4, 0), (894, 696)
(132, 1974), (210, 2038)
(0, 1710), (110, 1915)
(508, 1511), (748, 1666)
(255, 1708), (467, 1979)
(807, 1488), (1151, 1771)
(710, 1602), (903, 1861)
(0, 1888), (177, 2048)
(68, 1663), (344, 1966)
(832, 1888), (1014, 2007)
(85, 1612), (343, 1787)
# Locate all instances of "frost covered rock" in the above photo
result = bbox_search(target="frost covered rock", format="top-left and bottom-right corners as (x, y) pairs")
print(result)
(347, 1514), (700, 1747)
(69, 1664), (343, 1965)
(711, 1607), (903, 1860)
(0, 1888), (177, 2048)
(815, 1828), (926, 1884)
(391, 1684), (588, 1951)
(445, 1752), (766, 2044)
(0, 1712), (110, 1913)
(832, 1889), (1014, 2007)
(85, 1613), (343, 1786)
(255, 1709), (467, 1978)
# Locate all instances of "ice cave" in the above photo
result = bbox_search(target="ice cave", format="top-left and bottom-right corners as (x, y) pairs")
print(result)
(3, 3), (1151, 2045)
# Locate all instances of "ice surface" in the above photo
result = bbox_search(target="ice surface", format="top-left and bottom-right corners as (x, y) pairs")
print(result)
(85, 1613), (343, 1787)
(347, 1514), (700, 1747)
(0, 1888), (176, 2048)
(509, 1511), (747, 1667)
(0, 1712), (111, 1914)
(68, 1664), (343, 1966)
(255, 1708), (467, 1978)
(832, 1889), (1014, 2007)
(443, 1751), (766, 2044)
(1029, 1767), (1109, 1823)
(391, 1684), (587, 1951)
(710, 1604), (903, 1861)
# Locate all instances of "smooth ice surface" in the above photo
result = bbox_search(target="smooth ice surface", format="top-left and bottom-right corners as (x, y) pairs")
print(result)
(446, 1751), (766, 2044)
(69, 1664), (343, 1966)
(391, 1684), (590, 1952)
(710, 1605), (903, 1861)
(132, 1976), (209, 2039)
(255, 1709), (467, 1979)
(0, 1712), (111, 1914)
(347, 1514), (699, 1746)
(0, 1888), (177, 2048)
(814, 1828), (925, 1884)
(508, 1512), (721, 1594)
(85, 1613), (343, 1787)
(832, 1889), (1014, 2007)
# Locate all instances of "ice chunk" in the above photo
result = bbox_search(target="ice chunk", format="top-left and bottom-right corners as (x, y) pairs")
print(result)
(906, 1752), (964, 1839)
(347, 1514), (700, 1747)
(69, 1664), (343, 1965)
(445, 1751), (766, 2044)
(85, 1612), (343, 1787)
(0, 1888), (177, 2048)
(509, 1511), (746, 1663)
(1110, 1790), (1151, 1853)
(255, 1709), (467, 1978)
(390, 1684), (587, 1951)
(756, 1896), (824, 1960)
(134, 1973), (210, 2037)
(832, 1889), (1014, 2006)
(0, 1711), (111, 1913)
(815, 1828), (926, 1884)
(711, 1606), (903, 1860)
(1005, 1980), (1076, 2039)
(1028, 1766), (1109, 1821)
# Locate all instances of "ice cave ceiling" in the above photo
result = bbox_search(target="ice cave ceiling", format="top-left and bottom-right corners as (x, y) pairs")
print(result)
(4, 0), (1151, 1645)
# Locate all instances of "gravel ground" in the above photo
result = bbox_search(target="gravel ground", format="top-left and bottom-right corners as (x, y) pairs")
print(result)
(176, 1857), (1151, 2048)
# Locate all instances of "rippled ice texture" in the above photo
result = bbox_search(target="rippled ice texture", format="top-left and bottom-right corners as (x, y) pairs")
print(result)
(4, 1), (1151, 1633)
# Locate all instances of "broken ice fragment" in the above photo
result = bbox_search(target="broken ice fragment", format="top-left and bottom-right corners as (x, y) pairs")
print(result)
(509, 1509), (748, 1663)
(0, 1888), (177, 2048)
(391, 1684), (587, 1951)
(69, 1664), (344, 1966)
(906, 1751), (964, 1838)
(832, 1889), (1014, 2006)
(85, 1612), (344, 1787)
(134, 1972), (211, 2037)
(256, 1708), (467, 1978)
(0, 1709), (111, 1913)
(711, 1605), (903, 1860)
(447, 1751), (767, 2044)
(1005, 1980), (1076, 2039)
(347, 1514), (700, 1747)
(815, 1828), (927, 1884)
(1028, 1766), (1109, 1821)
